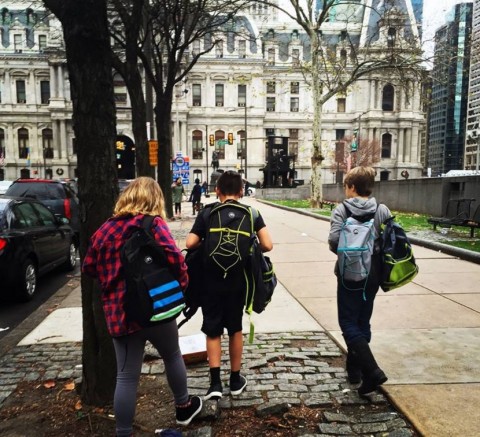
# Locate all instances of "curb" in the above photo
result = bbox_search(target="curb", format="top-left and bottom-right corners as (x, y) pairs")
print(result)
(257, 199), (480, 265)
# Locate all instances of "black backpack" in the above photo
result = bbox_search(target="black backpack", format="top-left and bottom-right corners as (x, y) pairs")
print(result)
(380, 217), (419, 292)
(121, 215), (185, 326)
(204, 202), (255, 277)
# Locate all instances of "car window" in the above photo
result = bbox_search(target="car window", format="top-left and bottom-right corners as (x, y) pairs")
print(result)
(31, 202), (56, 226)
(14, 203), (43, 227)
(11, 206), (28, 229)
(6, 183), (49, 200)
(46, 184), (66, 200)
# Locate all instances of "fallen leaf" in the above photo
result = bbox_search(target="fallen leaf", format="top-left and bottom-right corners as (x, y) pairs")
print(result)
(43, 380), (56, 389)
(64, 381), (75, 391)
(74, 400), (82, 410)
(93, 407), (104, 414)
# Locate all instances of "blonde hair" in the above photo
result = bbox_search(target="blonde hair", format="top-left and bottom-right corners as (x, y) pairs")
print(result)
(114, 177), (166, 219)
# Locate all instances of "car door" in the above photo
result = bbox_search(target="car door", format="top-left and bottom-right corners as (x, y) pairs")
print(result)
(31, 202), (67, 266)
(13, 202), (53, 270)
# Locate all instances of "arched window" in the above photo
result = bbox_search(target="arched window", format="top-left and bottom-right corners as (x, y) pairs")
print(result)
(237, 130), (245, 159)
(0, 128), (5, 159)
(382, 133), (392, 158)
(387, 28), (396, 48)
(214, 130), (225, 159)
(192, 130), (203, 159)
(382, 84), (394, 111)
(340, 49), (347, 67)
(42, 128), (53, 158)
(18, 128), (29, 159)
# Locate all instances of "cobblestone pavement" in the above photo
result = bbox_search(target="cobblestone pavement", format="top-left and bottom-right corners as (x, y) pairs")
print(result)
(0, 332), (416, 436)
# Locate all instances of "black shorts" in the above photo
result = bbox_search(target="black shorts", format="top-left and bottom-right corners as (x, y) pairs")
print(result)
(201, 285), (245, 337)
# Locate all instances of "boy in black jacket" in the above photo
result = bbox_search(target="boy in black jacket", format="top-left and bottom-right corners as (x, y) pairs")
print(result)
(186, 171), (273, 400)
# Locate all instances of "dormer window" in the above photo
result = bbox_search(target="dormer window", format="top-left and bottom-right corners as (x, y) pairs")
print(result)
(387, 28), (396, 48)
(292, 30), (299, 40)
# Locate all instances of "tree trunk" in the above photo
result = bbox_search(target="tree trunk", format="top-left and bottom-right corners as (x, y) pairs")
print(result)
(155, 94), (174, 217)
(43, 0), (117, 405)
(310, 33), (324, 208)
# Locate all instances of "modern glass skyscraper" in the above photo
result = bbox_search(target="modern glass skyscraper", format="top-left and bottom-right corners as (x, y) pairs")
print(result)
(428, 3), (473, 175)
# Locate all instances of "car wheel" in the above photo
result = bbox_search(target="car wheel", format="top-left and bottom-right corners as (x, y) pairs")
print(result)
(62, 242), (77, 271)
(18, 259), (37, 302)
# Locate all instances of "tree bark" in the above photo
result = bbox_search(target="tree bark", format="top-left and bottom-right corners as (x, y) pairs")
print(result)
(42, 0), (117, 405)
(155, 94), (174, 217)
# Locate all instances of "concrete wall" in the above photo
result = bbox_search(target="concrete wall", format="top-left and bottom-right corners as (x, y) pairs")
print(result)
(322, 176), (480, 217)
(256, 176), (480, 217)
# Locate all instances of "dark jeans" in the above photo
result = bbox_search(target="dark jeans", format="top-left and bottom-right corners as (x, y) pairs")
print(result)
(337, 258), (381, 346)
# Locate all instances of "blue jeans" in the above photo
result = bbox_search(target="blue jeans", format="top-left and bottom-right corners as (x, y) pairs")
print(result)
(337, 258), (381, 346)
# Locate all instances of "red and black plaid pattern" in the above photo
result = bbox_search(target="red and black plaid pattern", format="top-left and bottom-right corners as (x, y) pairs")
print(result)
(82, 214), (188, 337)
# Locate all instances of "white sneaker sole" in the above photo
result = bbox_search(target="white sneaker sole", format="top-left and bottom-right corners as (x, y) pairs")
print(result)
(204, 390), (223, 400)
(176, 399), (203, 426)
(230, 377), (247, 396)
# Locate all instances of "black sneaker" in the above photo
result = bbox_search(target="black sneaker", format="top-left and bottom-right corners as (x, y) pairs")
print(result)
(175, 395), (202, 426)
(230, 374), (247, 396)
(204, 381), (223, 400)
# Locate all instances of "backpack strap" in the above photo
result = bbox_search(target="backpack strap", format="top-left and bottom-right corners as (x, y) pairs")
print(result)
(141, 215), (156, 236)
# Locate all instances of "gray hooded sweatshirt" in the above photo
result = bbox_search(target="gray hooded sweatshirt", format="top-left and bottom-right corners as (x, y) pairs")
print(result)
(328, 196), (391, 254)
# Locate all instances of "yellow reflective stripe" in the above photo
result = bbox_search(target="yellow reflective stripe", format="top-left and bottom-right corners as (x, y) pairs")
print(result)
(209, 227), (251, 237)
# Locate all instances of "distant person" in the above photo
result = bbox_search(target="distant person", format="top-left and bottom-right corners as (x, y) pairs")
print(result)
(189, 178), (202, 215)
(171, 177), (184, 217)
(202, 180), (208, 195)
(328, 166), (391, 397)
(82, 177), (202, 436)
(185, 171), (273, 401)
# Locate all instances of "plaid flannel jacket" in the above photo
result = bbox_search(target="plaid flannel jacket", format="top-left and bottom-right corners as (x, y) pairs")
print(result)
(82, 214), (188, 337)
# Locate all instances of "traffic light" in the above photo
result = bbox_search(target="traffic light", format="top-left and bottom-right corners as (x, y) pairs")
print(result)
(227, 132), (234, 145)
(209, 134), (215, 146)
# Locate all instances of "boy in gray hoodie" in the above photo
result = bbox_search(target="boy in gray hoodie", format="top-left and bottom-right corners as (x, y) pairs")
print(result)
(328, 166), (391, 398)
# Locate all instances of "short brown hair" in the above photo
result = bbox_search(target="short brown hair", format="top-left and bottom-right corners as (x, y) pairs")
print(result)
(216, 170), (243, 195)
(114, 177), (166, 219)
(344, 166), (375, 196)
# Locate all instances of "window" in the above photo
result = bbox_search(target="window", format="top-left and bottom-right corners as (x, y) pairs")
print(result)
(290, 81), (299, 94)
(382, 133), (392, 158)
(14, 34), (22, 52)
(216, 40), (223, 58)
(340, 49), (347, 67)
(0, 128), (5, 158)
(238, 39), (246, 58)
(336, 129), (346, 140)
(387, 28), (396, 48)
(337, 97), (346, 112)
(14, 203), (42, 228)
(16, 80), (26, 103)
(267, 48), (275, 65)
(290, 97), (299, 112)
(237, 130), (245, 159)
(289, 129), (298, 159)
(266, 97), (275, 112)
(192, 40), (200, 56)
(192, 84), (201, 106)
(215, 84), (224, 107)
(238, 84), (246, 107)
(382, 84), (394, 111)
(18, 128), (29, 158)
(267, 81), (276, 94)
(32, 202), (55, 226)
(214, 130), (225, 159)
(266, 128), (275, 137)
(38, 35), (47, 51)
(292, 48), (300, 66)
(113, 73), (127, 104)
(42, 128), (53, 158)
(72, 138), (77, 155)
(40, 80), (50, 104)
(192, 130), (203, 159)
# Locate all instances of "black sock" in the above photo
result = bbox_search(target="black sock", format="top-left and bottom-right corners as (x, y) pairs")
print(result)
(230, 370), (240, 383)
(210, 367), (221, 384)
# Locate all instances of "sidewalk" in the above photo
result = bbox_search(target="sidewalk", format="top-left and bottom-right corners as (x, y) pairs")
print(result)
(1, 198), (479, 436)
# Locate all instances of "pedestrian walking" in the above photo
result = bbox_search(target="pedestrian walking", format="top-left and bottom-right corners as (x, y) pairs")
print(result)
(189, 178), (202, 215)
(82, 177), (202, 436)
(171, 177), (184, 217)
(185, 170), (273, 400)
(328, 166), (391, 397)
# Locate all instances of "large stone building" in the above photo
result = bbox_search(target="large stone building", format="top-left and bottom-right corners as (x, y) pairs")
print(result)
(0, 1), (426, 185)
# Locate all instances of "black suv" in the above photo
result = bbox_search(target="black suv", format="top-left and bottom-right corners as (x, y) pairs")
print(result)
(5, 179), (80, 245)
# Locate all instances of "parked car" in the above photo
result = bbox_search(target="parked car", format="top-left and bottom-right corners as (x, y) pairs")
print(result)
(0, 180), (13, 195)
(5, 179), (80, 245)
(0, 196), (77, 301)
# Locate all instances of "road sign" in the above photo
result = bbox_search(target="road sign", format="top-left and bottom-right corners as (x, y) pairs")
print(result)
(351, 141), (357, 152)
(172, 153), (190, 184)
(217, 139), (228, 146)
(148, 140), (158, 166)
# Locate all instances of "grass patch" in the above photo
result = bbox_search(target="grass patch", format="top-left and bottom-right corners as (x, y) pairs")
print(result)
(440, 239), (480, 251)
